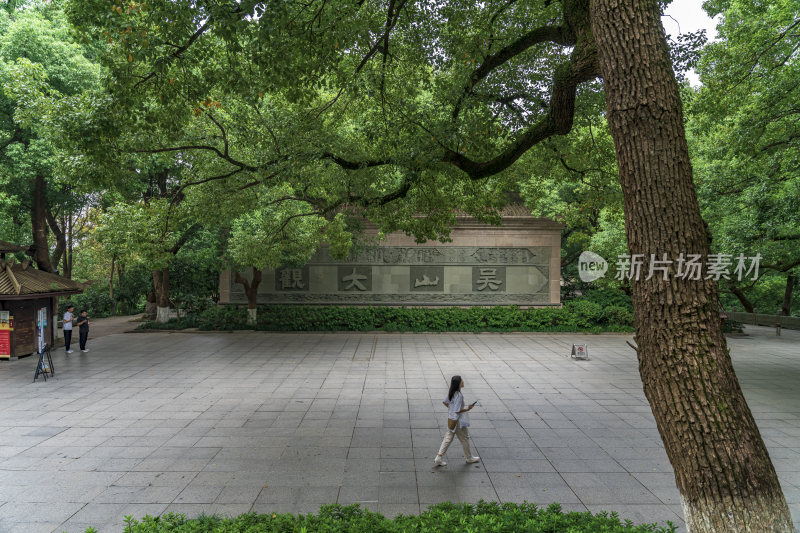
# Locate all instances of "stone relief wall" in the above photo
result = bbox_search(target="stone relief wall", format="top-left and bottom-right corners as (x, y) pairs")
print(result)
(220, 217), (563, 306)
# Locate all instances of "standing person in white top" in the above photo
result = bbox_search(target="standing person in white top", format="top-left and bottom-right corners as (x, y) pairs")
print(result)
(62, 304), (74, 354)
(434, 375), (480, 466)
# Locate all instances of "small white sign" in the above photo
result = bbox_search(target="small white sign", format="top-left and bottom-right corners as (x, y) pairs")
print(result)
(37, 307), (47, 353)
(571, 344), (589, 360)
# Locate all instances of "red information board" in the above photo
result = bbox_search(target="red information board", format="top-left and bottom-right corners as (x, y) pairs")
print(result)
(0, 329), (10, 358)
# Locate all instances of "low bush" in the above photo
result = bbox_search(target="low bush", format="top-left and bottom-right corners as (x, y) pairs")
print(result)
(137, 302), (635, 333)
(563, 300), (604, 328)
(577, 288), (633, 309)
(134, 316), (199, 330)
(603, 305), (634, 326)
(115, 502), (675, 532)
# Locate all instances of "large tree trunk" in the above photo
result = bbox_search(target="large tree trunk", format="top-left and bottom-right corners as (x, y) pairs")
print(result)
(233, 267), (262, 325)
(152, 268), (170, 323)
(30, 175), (55, 273)
(781, 273), (794, 316)
(590, 0), (793, 531)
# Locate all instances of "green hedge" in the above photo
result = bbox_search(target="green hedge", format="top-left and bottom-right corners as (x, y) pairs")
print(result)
(113, 502), (675, 532)
(137, 302), (634, 333)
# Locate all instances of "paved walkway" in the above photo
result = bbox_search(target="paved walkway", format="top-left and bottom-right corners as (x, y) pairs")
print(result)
(0, 326), (797, 532)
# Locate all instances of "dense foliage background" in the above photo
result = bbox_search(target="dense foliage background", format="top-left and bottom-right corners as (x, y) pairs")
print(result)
(0, 0), (796, 319)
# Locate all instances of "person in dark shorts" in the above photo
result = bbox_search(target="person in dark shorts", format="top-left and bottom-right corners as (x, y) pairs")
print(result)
(76, 310), (90, 352)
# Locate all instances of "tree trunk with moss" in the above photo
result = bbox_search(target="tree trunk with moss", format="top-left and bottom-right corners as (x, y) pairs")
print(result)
(591, 0), (794, 531)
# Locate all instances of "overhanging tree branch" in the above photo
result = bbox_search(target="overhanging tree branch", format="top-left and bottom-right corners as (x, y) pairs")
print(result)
(354, 0), (409, 76)
(445, 48), (599, 179)
(323, 153), (392, 170)
(166, 223), (201, 255)
(452, 24), (575, 120)
(134, 19), (213, 89)
(134, 144), (260, 171)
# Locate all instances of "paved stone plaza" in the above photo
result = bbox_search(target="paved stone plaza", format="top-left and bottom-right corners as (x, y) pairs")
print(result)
(0, 325), (798, 533)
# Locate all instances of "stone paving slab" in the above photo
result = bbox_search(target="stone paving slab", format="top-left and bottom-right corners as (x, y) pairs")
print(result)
(0, 325), (797, 532)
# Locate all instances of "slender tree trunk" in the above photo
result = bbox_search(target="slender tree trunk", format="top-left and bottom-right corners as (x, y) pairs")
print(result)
(30, 175), (55, 272)
(109, 256), (116, 317)
(234, 268), (262, 325)
(781, 273), (794, 316)
(115, 262), (125, 312)
(590, 0), (793, 531)
(153, 268), (170, 323)
(64, 214), (73, 279)
(729, 285), (755, 314)
(150, 272), (161, 320)
(46, 209), (66, 273)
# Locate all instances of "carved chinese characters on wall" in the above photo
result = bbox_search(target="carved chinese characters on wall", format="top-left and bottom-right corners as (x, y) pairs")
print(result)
(234, 246), (554, 305)
(275, 266), (309, 291)
(338, 266), (372, 292)
(473, 267), (506, 292)
(410, 266), (444, 292)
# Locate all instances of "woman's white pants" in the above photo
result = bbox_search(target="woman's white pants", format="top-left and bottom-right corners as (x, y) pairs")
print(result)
(437, 426), (472, 458)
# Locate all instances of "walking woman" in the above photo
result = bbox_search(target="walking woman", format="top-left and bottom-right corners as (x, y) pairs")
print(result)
(434, 375), (480, 466)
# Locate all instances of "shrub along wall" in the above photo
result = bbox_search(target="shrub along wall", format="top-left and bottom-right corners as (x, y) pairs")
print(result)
(138, 301), (634, 333)
(117, 502), (676, 532)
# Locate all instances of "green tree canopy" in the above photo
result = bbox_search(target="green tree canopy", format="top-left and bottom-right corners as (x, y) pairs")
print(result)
(0, 1), (103, 272)
(689, 0), (800, 312)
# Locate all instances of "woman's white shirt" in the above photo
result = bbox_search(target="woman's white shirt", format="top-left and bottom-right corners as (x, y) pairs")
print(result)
(444, 391), (470, 431)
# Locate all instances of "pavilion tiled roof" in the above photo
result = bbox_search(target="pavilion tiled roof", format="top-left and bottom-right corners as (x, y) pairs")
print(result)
(0, 261), (85, 297)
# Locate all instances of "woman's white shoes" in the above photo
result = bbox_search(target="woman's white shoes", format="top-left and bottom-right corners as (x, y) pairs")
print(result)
(434, 455), (479, 465)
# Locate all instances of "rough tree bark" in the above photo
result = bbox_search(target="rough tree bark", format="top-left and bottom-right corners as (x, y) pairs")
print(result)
(152, 268), (170, 323)
(590, 0), (794, 531)
(233, 268), (262, 325)
(782, 273), (794, 316)
(30, 175), (55, 272)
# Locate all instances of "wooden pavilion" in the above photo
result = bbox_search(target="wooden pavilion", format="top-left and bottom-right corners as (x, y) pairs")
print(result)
(0, 241), (84, 359)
